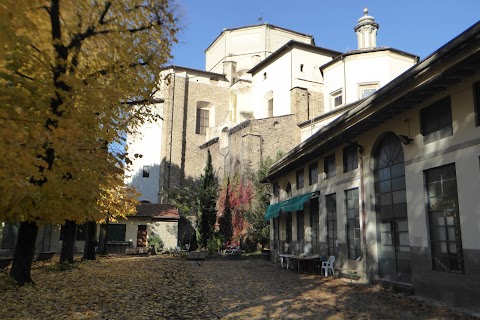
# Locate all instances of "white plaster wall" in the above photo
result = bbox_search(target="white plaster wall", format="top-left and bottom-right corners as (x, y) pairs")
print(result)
(323, 51), (417, 113)
(291, 48), (332, 90)
(268, 28), (313, 51)
(300, 111), (344, 141)
(250, 54), (292, 118)
(323, 61), (345, 113)
(114, 217), (151, 245)
(206, 25), (313, 74)
(206, 36), (227, 73)
(125, 103), (163, 203)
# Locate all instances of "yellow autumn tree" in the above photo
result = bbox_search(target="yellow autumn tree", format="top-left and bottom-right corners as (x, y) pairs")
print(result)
(0, 0), (179, 284)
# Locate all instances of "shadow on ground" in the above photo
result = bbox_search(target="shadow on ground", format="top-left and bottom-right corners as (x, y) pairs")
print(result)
(188, 258), (476, 320)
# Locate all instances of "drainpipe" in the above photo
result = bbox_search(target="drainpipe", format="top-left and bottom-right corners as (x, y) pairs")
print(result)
(167, 67), (176, 201)
(359, 146), (368, 280)
(359, 148), (366, 246)
(342, 56), (347, 105)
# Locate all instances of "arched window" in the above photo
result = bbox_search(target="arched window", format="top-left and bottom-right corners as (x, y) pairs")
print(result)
(220, 127), (229, 149)
(285, 182), (292, 197)
(373, 132), (411, 283)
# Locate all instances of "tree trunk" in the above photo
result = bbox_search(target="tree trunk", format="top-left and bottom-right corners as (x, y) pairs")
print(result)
(10, 221), (38, 285)
(82, 221), (97, 261)
(97, 218), (109, 255)
(60, 220), (76, 263)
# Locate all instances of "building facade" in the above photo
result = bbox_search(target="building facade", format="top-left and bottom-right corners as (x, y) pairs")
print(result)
(126, 10), (417, 204)
(264, 21), (480, 311)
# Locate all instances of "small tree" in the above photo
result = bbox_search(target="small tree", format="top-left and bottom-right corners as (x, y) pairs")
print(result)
(196, 150), (217, 248)
(218, 178), (233, 243)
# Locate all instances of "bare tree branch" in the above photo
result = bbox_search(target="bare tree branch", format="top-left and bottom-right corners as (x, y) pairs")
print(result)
(13, 71), (35, 81)
(98, 1), (112, 24)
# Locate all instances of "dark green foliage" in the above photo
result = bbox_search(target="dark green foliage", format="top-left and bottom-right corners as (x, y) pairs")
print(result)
(197, 150), (218, 248)
(148, 233), (164, 252)
(218, 178), (233, 243)
(161, 183), (200, 218)
(244, 152), (283, 250)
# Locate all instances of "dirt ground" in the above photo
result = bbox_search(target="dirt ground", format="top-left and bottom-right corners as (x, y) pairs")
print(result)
(190, 257), (477, 319)
(0, 255), (477, 319)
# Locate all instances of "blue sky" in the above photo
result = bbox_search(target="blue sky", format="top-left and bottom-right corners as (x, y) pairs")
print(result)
(170, 0), (480, 70)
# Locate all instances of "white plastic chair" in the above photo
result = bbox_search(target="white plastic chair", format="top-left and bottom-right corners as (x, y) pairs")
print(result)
(321, 255), (335, 277)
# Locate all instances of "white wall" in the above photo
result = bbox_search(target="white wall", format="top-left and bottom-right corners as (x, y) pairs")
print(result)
(206, 25), (313, 74)
(323, 51), (417, 113)
(124, 102), (163, 203)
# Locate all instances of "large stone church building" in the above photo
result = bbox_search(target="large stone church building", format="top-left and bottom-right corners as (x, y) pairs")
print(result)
(125, 9), (417, 203)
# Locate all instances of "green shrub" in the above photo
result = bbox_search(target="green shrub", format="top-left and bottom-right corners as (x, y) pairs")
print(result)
(149, 234), (164, 252)
(206, 234), (224, 255)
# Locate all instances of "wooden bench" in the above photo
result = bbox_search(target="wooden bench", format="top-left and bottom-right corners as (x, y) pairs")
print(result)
(34, 251), (56, 266)
(335, 268), (359, 282)
(0, 258), (13, 274)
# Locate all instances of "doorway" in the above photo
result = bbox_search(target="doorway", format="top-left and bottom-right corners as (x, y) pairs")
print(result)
(137, 225), (147, 247)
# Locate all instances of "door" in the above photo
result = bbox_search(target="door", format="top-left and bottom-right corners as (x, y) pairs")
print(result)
(137, 225), (147, 247)
(374, 132), (411, 283)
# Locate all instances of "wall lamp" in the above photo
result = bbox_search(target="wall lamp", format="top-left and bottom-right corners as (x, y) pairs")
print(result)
(397, 134), (413, 145)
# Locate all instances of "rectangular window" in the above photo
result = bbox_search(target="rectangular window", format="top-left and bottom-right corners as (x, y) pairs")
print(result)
(359, 83), (378, 99)
(297, 212), (304, 243)
(268, 98), (274, 117)
(343, 145), (359, 172)
(331, 89), (343, 107)
(309, 199), (319, 254)
(420, 96), (453, 144)
(296, 169), (304, 190)
(474, 81), (480, 126)
(324, 153), (336, 179)
(108, 224), (127, 242)
(425, 164), (464, 274)
(286, 212), (292, 244)
(142, 165), (150, 178)
(346, 188), (360, 259)
(326, 193), (338, 257)
(273, 218), (279, 249)
(196, 108), (209, 135)
(309, 162), (318, 185)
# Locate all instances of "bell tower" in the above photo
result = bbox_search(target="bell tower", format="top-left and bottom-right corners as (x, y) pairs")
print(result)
(354, 8), (379, 49)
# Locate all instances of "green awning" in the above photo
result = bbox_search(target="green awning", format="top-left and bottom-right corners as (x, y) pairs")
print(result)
(264, 200), (287, 221)
(282, 193), (313, 212)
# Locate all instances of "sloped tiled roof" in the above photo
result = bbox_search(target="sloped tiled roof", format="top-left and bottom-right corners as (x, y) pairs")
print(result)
(132, 203), (180, 220)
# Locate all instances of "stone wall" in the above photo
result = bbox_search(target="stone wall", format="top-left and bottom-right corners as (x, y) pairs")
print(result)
(160, 73), (230, 200)
(209, 114), (301, 184)
(290, 87), (324, 123)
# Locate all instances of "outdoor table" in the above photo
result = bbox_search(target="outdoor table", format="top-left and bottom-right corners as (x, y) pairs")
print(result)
(279, 254), (321, 272)
(278, 254), (296, 269)
(290, 254), (321, 272)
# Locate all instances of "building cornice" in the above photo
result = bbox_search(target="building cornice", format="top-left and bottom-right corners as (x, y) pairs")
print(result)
(204, 24), (315, 53)
(248, 40), (342, 76)
(320, 47), (419, 71)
